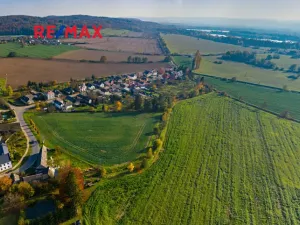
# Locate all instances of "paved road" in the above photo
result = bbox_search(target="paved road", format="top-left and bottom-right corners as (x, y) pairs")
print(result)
(9, 104), (40, 173)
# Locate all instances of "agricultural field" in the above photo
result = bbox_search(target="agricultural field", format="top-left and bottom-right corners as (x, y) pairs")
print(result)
(172, 55), (193, 68)
(0, 58), (168, 88)
(257, 54), (300, 70)
(100, 28), (143, 37)
(161, 34), (252, 54)
(195, 56), (300, 91)
(0, 42), (79, 58)
(28, 112), (159, 165)
(84, 94), (300, 225)
(62, 37), (162, 54)
(201, 75), (300, 121)
(54, 49), (164, 62)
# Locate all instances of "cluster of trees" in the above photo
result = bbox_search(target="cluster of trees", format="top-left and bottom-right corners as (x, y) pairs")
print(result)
(16, 166), (84, 225)
(0, 176), (58, 215)
(288, 64), (300, 73)
(27, 80), (57, 92)
(158, 36), (170, 55)
(7, 51), (16, 57)
(100, 56), (107, 63)
(127, 56), (149, 63)
(192, 50), (202, 70)
(221, 51), (276, 69)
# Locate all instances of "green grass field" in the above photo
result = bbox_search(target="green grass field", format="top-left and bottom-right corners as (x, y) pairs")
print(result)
(201, 75), (300, 121)
(172, 55), (193, 68)
(28, 112), (159, 165)
(84, 94), (300, 224)
(195, 56), (300, 91)
(161, 34), (251, 54)
(0, 42), (79, 58)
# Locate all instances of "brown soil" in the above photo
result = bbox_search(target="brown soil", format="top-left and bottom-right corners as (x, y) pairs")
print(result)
(54, 49), (164, 62)
(62, 37), (162, 54)
(0, 58), (168, 88)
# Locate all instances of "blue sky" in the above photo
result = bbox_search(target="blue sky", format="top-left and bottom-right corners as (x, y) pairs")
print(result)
(0, 0), (299, 20)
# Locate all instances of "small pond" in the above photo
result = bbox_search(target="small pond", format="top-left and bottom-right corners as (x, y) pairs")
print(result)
(25, 199), (56, 220)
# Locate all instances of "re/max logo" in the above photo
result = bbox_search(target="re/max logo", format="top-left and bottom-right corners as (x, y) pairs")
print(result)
(33, 25), (103, 39)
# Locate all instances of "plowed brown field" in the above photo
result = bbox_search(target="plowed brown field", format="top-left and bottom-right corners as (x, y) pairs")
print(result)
(0, 58), (168, 88)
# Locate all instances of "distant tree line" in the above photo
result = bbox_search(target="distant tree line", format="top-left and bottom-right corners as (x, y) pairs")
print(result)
(158, 35), (171, 55)
(0, 15), (172, 35)
(220, 51), (277, 69)
(127, 56), (149, 63)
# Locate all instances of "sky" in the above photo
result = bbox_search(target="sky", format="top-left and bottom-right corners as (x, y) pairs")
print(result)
(0, 0), (300, 21)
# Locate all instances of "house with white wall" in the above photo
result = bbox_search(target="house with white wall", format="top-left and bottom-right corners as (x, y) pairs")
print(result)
(0, 142), (12, 172)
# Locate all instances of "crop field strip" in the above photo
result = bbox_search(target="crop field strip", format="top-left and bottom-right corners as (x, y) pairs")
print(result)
(0, 42), (79, 58)
(30, 112), (158, 165)
(195, 56), (300, 91)
(84, 94), (300, 225)
(201, 75), (300, 121)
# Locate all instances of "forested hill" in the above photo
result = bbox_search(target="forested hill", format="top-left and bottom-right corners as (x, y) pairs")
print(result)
(0, 15), (174, 35)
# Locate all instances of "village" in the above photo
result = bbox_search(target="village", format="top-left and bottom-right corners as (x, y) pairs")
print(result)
(19, 66), (184, 111)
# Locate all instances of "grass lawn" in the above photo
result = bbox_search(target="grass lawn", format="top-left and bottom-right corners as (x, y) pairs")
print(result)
(6, 131), (27, 165)
(0, 42), (79, 58)
(28, 112), (159, 165)
(201, 75), (300, 121)
(195, 56), (300, 91)
(161, 34), (252, 54)
(84, 93), (300, 225)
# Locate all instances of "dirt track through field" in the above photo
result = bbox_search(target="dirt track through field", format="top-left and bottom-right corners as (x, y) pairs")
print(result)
(0, 58), (168, 88)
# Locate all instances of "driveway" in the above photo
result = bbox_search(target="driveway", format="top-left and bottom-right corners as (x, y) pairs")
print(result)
(9, 104), (40, 173)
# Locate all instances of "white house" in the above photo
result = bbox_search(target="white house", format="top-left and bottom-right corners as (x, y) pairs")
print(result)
(0, 142), (12, 172)
(47, 91), (55, 100)
(79, 83), (87, 92)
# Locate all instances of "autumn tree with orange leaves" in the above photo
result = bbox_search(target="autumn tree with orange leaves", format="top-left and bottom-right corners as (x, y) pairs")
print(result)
(0, 176), (12, 194)
(59, 166), (84, 201)
(115, 101), (122, 112)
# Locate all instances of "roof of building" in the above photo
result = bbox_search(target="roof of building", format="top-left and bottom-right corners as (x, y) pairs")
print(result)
(35, 145), (47, 170)
(0, 142), (9, 155)
(22, 173), (49, 183)
(53, 100), (63, 106)
(0, 154), (10, 165)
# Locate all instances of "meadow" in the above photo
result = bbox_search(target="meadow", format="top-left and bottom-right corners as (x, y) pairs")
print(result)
(161, 34), (251, 54)
(84, 94), (300, 225)
(201, 75), (300, 121)
(0, 42), (78, 58)
(28, 112), (159, 165)
(257, 53), (300, 70)
(172, 55), (193, 68)
(195, 56), (300, 91)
